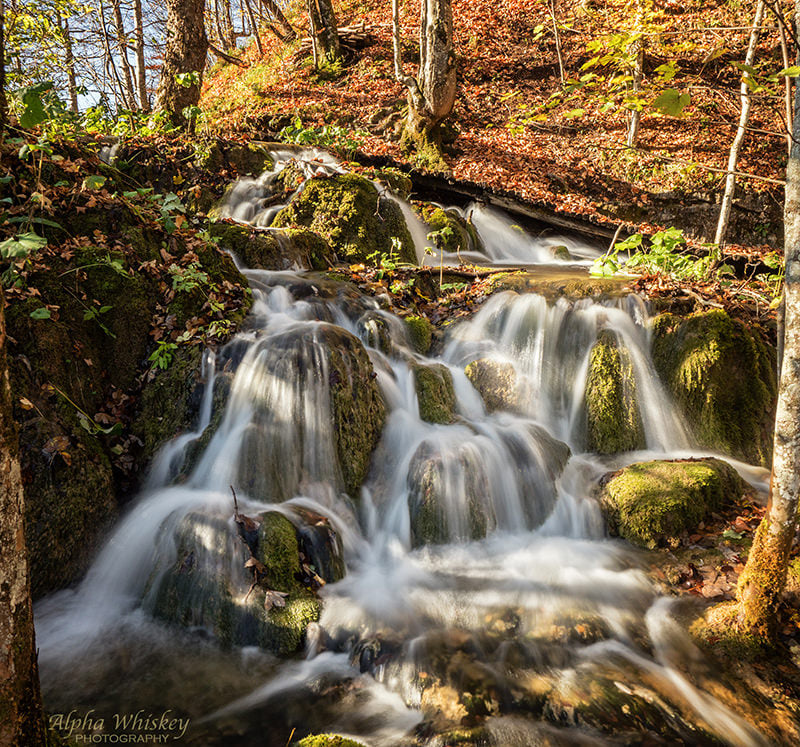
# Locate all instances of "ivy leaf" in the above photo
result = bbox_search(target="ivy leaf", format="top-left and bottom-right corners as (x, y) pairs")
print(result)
(651, 89), (691, 117)
(29, 307), (51, 320)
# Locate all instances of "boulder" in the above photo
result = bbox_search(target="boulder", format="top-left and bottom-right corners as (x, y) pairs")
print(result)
(598, 458), (746, 548)
(404, 314), (433, 354)
(413, 363), (456, 424)
(272, 173), (417, 265)
(651, 310), (776, 466)
(584, 330), (645, 454)
(416, 203), (484, 257)
(465, 358), (520, 413)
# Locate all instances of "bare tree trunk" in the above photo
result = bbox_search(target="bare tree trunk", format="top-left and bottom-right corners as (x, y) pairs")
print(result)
(714, 1), (766, 252)
(133, 0), (150, 111)
(99, 0), (131, 110)
(781, 23), (793, 158)
(0, 286), (47, 747)
(547, 0), (565, 85)
(261, 0), (296, 41)
(154, 0), (209, 128)
(243, 0), (263, 55)
(112, 0), (137, 109)
(59, 15), (80, 113)
(735, 0), (800, 639)
(307, 0), (341, 66)
(0, 0), (7, 131)
(627, 3), (644, 148)
(394, 0), (456, 160)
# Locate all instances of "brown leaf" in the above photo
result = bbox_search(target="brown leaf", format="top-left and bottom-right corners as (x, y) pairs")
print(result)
(18, 397), (34, 410)
(263, 589), (288, 611)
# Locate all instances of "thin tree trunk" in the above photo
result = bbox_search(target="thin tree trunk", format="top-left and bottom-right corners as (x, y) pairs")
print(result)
(99, 0), (131, 111)
(735, 0), (800, 639)
(781, 23), (793, 157)
(261, 0), (296, 41)
(243, 0), (263, 55)
(60, 15), (80, 113)
(0, 0), (7, 131)
(133, 0), (149, 111)
(547, 0), (565, 85)
(307, 0), (319, 68)
(112, 0), (137, 109)
(714, 1), (766, 251)
(0, 286), (47, 747)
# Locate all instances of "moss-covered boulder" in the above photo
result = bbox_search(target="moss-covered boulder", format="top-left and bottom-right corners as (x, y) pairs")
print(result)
(210, 222), (334, 271)
(295, 735), (367, 747)
(195, 141), (274, 176)
(416, 203), (484, 257)
(598, 458), (745, 548)
(585, 330), (645, 454)
(465, 358), (520, 413)
(651, 310), (776, 466)
(272, 173), (416, 265)
(404, 315), (433, 354)
(413, 363), (456, 424)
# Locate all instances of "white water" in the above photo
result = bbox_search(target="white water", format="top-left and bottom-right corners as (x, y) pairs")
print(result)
(35, 157), (771, 746)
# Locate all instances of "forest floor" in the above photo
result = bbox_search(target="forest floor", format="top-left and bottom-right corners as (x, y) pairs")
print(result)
(202, 0), (789, 259)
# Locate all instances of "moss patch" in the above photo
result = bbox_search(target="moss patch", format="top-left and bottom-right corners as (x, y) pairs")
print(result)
(272, 172), (416, 265)
(465, 358), (519, 413)
(598, 458), (745, 548)
(258, 511), (303, 591)
(585, 330), (645, 454)
(413, 363), (456, 424)
(295, 735), (367, 747)
(416, 203), (484, 256)
(651, 310), (777, 466)
(404, 315), (433, 354)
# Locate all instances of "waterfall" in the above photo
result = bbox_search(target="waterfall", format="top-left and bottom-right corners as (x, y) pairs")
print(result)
(35, 156), (770, 747)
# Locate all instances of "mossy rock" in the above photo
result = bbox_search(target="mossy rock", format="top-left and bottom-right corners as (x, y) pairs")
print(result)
(272, 173), (416, 265)
(370, 166), (413, 199)
(465, 358), (519, 413)
(598, 458), (745, 548)
(210, 222), (334, 271)
(258, 511), (303, 591)
(195, 141), (274, 175)
(413, 363), (456, 424)
(651, 310), (776, 466)
(585, 330), (645, 455)
(258, 589), (320, 656)
(416, 203), (484, 256)
(294, 735), (366, 747)
(404, 315), (433, 354)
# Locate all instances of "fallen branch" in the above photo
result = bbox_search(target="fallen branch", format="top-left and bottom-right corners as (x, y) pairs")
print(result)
(209, 43), (249, 68)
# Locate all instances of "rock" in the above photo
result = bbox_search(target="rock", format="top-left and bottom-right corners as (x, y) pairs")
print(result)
(294, 735), (367, 747)
(195, 141), (274, 176)
(651, 310), (777, 466)
(598, 458), (745, 549)
(258, 511), (303, 590)
(550, 244), (572, 261)
(209, 222), (334, 271)
(584, 330), (645, 454)
(272, 173), (417, 265)
(413, 363), (456, 424)
(404, 315), (433, 354)
(465, 358), (520, 413)
(416, 203), (484, 257)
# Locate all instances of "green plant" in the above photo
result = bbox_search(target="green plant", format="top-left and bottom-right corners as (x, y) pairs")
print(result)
(148, 340), (178, 370)
(169, 262), (212, 294)
(278, 117), (365, 159)
(83, 304), (115, 338)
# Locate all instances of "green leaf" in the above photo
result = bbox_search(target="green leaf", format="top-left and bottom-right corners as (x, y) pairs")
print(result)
(563, 108), (586, 119)
(29, 307), (51, 320)
(778, 66), (800, 78)
(0, 232), (47, 259)
(651, 89), (691, 117)
(722, 529), (744, 540)
(83, 175), (107, 190)
(7, 216), (64, 231)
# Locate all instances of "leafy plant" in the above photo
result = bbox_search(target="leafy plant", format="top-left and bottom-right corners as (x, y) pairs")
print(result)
(83, 304), (115, 338)
(169, 262), (212, 293)
(278, 117), (365, 159)
(148, 340), (178, 370)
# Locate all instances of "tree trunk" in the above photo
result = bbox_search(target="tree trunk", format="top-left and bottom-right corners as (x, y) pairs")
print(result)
(394, 0), (456, 161)
(99, 0), (131, 111)
(112, 0), (137, 110)
(714, 0), (766, 251)
(133, 0), (150, 112)
(626, 3), (645, 148)
(243, 0), (264, 55)
(0, 0), (7, 131)
(735, 0), (800, 638)
(0, 286), (47, 747)
(307, 0), (341, 66)
(154, 0), (209, 128)
(261, 0), (296, 41)
(60, 15), (80, 113)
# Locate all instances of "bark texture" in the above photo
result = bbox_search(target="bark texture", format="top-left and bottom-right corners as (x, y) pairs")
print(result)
(0, 286), (46, 746)
(154, 0), (209, 128)
(735, 2), (800, 637)
(308, 0), (341, 66)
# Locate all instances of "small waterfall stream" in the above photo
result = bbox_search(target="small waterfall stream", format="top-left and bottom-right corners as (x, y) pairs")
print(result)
(35, 153), (772, 746)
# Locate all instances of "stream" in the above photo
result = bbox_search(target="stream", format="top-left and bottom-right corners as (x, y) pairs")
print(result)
(35, 150), (773, 746)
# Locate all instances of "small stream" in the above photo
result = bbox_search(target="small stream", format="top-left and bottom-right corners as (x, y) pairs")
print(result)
(36, 151), (772, 746)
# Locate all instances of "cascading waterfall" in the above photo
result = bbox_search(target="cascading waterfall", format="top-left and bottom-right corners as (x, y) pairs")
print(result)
(35, 154), (773, 747)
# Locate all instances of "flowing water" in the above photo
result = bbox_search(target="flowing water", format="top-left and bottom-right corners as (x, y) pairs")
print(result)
(36, 151), (774, 746)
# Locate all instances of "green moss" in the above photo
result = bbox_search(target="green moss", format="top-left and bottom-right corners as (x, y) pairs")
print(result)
(651, 310), (777, 466)
(258, 511), (303, 591)
(295, 735), (366, 747)
(259, 589), (320, 656)
(370, 166), (413, 199)
(272, 172), (416, 265)
(690, 601), (771, 661)
(598, 458), (745, 549)
(585, 330), (645, 454)
(284, 228), (335, 270)
(413, 363), (456, 424)
(322, 326), (386, 496)
(404, 315), (433, 354)
(417, 203), (484, 256)
(465, 358), (518, 413)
